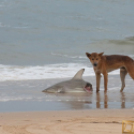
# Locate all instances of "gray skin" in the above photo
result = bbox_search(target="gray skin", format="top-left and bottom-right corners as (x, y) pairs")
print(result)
(42, 69), (93, 93)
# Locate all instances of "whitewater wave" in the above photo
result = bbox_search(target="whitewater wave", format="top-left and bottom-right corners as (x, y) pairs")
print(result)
(0, 63), (120, 81)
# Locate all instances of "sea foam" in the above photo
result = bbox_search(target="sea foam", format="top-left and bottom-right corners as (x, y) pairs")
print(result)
(0, 63), (120, 81)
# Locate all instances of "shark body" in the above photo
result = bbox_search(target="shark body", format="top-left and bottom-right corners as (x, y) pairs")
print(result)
(42, 69), (93, 93)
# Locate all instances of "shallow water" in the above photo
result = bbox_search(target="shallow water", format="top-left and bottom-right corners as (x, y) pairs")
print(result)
(0, 75), (134, 112)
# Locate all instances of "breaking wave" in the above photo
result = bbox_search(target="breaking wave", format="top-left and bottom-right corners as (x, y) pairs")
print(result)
(0, 63), (120, 81)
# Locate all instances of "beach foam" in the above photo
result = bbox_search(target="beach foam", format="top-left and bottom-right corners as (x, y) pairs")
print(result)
(0, 63), (120, 81)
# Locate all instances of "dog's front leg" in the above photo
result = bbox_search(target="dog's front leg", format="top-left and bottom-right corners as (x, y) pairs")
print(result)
(95, 72), (101, 92)
(103, 72), (108, 92)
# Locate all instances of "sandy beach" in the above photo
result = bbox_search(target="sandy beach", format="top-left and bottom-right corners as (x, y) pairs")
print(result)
(0, 109), (134, 134)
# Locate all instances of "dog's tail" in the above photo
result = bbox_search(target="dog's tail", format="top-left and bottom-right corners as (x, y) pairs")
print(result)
(124, 56), (134, 80)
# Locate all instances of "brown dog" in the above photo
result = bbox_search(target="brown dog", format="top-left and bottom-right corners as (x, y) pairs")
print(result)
(86, 52), (134, 92)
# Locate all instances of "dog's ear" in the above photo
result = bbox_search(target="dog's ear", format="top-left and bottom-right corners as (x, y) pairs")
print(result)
(86, 52), (91, 57)
(98, 52), (104, 57)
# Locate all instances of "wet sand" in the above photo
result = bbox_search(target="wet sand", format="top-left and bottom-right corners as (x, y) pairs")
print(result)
(0, 109), (134, 134)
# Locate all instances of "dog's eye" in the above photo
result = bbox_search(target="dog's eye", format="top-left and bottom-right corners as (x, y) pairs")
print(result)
(92, 59), (94, 60)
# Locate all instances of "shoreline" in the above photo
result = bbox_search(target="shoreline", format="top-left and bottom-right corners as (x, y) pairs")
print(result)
(0, 109), (134, 117)
(0, 109), (134, 134)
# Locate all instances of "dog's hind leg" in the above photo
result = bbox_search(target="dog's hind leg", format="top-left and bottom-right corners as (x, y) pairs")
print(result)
(120, 67), (127, 92)
(127, 67), (134, 80)
(124, 61), (134, 80)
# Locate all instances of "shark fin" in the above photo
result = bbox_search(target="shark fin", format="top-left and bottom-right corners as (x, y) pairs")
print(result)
(72, 68), (85, 79)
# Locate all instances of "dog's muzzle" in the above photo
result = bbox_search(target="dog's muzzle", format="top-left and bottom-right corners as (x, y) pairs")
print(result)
(93, 63), (97, 67)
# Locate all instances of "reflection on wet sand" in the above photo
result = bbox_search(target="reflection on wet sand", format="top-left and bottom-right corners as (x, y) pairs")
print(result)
(104, 93), (108, 108)
(95, 91), (134, 109)
(44, 90), (134, 109)
(96, 92), (100, 108)
(96, 93), (108, 108)
(121, 92), (125, 108)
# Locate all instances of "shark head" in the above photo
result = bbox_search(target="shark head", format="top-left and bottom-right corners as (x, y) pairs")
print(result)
(84, 82), (93, 93)
(43, 68), (93, 93)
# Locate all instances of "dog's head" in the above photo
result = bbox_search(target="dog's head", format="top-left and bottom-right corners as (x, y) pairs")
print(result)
(86, 52), (104, 67)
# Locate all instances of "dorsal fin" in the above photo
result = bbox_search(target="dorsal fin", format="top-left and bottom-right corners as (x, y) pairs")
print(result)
(72, 68), (85, 79)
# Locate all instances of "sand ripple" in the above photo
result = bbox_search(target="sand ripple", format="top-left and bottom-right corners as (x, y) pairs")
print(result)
(1, 117), (133, 134)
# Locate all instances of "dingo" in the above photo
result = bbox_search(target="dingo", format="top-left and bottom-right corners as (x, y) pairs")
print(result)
(86, 52), (134, 92)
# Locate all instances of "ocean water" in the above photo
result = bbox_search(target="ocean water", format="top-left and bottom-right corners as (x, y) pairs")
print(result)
(0, 0), (134, 111)
(0, 0), (134, 81)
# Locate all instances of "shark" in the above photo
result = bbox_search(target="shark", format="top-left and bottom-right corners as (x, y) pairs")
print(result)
(42, 68), (93, 93)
